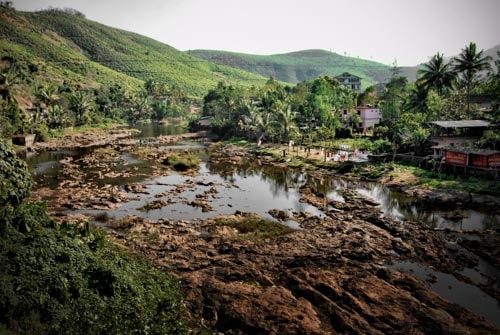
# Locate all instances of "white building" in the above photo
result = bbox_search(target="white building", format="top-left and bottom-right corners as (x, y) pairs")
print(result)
(341, 106), (381, 129)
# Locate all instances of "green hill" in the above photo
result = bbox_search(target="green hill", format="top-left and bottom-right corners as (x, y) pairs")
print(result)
(187, 49), (394, 89)
(0, 7), (269, 98)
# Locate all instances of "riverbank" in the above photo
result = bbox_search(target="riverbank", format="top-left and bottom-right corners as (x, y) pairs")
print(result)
(234, 141), (500, 214)
(24, 130), (499, 334)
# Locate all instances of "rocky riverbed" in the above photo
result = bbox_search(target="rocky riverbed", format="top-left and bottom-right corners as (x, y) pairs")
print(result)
(26, 130), (499, 334)
(110, 191), (498, 334)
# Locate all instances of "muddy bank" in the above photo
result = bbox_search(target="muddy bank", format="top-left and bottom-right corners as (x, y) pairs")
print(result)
(248, 143), (500, 214)
(30, 127), (137, 151)
(401, 186), (500, 213)
(382, 173), (500, 214)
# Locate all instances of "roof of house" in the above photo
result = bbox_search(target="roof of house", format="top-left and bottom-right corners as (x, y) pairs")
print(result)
(334, 72), (362, 79)
(441, 147), (500, 155)
(429, 120), (491, 128)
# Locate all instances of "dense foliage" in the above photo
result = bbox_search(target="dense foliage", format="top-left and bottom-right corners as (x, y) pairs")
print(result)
(1, 3), (498, 153)
(0, 139), (31, 208)
(201, 76), (356, 146)
(198, 42), (499, 155)
(0, 55), (197, 138)
(0, 141), (187, 334)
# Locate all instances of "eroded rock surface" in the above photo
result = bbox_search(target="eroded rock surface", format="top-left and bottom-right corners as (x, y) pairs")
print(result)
(27, 136), (499, 334)
(110, 190), (498, 334)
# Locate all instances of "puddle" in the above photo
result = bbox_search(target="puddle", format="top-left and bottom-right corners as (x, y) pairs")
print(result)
(388, 260), (500, 327)
(158, 141), (206, 150)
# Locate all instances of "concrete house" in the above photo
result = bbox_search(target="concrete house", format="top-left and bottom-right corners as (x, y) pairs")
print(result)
(341, 106), (381, 129)
(335, 72), (362, 92)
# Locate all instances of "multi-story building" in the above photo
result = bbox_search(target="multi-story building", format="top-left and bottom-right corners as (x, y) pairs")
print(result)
(341, 106), (381, 129)
(334, 72), (362, 92)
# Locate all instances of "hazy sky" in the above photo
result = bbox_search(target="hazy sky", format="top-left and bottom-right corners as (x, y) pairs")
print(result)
(12, 0), (500, 66)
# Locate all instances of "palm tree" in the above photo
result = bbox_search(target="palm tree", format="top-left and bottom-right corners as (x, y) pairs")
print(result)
(47, 104), (70, 129)
(452, 42), (492, 112)
(405, 84), (429, 115)
(0, 57), (22, 105)
(417, 53), (456, 96)
(36, 84), (60, 107)
(238, 102), (262, 140)
(125, 92), (151, 124)
(272, 99), (297, 143)
(68, 90), (94, 126)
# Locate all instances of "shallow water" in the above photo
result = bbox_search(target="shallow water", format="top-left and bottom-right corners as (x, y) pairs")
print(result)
(73, 162), (324, 224)
(388, 260), (500, 328)
(326, 180), (499, 231)
(133, 120), (187, 137)
(25, 136), (499, 232)
(22, 123), (500, 328)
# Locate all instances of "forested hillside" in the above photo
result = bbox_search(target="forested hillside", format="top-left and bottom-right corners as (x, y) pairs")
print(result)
(0, 7), (268, 98)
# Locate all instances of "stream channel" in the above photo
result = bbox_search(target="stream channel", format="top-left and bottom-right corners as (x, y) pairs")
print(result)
(24, 122), (500, 327)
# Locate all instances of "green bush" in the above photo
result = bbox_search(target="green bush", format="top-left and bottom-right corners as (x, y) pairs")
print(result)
(370, 139), (393, 154)
(31, 123), (50, 142)
(0, 140), (32, 209)
(0, 202), (187, 335)
(163, 153), (199, 171)
(215, 215), (295, 240)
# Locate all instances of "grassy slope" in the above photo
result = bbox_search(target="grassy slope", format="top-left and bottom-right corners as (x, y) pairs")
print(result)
(188, 49), (394, 89)
(0, 8), (269, 97)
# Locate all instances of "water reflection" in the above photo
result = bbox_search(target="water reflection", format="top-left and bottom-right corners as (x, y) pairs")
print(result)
(208, 160), (309, 197)
(133, 120), (187, 138)
(318, 175), (499, 231)
(21, 119), (500, 232)
(73, 162), (324, 223)
(388, 260), (500, 328)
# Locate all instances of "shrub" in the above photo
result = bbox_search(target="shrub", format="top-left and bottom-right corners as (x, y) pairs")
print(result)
(163, 153), (199, 171)
(371, 139), (393, 154)
(0, 202), (188, 334)
(0, 140), (32, 209)
(215, 215), (295, 240)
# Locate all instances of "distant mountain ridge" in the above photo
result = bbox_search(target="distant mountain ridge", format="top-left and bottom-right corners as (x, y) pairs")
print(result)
(188, 45), (500, 88)
(188, 49), (393, 89)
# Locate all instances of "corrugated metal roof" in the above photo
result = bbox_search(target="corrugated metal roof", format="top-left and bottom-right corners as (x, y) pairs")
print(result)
(429, 120), (491, 128)
(439, 147), (500, 155)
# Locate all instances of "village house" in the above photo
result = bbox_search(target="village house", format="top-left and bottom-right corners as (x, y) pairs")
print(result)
(429, 120), (492, 155)
(340, 106), (381, 130)
(428, 120), (499, 172)
(0, 1), (13, 8)
(334, 72), (362, 92)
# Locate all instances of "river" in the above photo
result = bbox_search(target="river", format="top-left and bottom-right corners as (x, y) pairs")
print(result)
(26, 122), (499, 232)
(23, 121), (500, 327)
